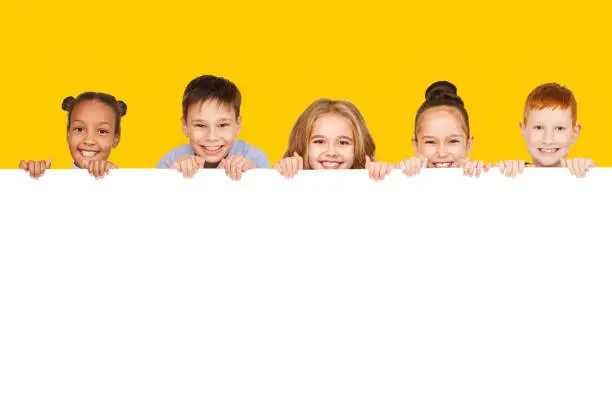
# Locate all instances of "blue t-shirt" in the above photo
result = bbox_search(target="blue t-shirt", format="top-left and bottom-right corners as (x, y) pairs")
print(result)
(156, 139), (270, 169)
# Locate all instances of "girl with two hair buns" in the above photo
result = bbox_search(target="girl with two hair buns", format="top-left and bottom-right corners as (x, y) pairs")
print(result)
(19, 92), (127, 179)
(397, 81), (495, 177)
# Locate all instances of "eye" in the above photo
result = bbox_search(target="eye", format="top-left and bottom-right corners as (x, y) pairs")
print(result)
(219, 123), (230, 128)
(555, 126), (566, 131)
(534, 125), (544, 130)
(339, 140), (351, 145)
(74, 127), (84, 133)
(99, 129), (110, 135)
(450, 139), (460, 144)
(313, 139), (324, 144)
(424, 140), (435, 144)
(195, 124), (206, 128)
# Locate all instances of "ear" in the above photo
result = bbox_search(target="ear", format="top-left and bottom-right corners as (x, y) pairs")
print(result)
(519, 121), (527, 142)
(182, 116), (188, 137)
(112, 134), (120, 148)
(235, 115), (242, 136)
(466, 136), (473, 156)
(411, 138), (418, 155)
(571, 123), (581, 144)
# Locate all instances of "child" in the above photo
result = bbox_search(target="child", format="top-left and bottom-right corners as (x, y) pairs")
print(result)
(157, 75), (269, 181)
(19, 92), (126, 179)
(274, 99), (393, 181)
(498, 83), (596, 178)
(396, 81), (492, 178)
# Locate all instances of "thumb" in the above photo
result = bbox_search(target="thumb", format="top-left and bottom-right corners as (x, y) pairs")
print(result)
(82, 159), (90, 169)
(46, 158), (53, 168)
(560, 158), (567, 168)
(365, 156), (372, 166)
(293, 152), (300, 159)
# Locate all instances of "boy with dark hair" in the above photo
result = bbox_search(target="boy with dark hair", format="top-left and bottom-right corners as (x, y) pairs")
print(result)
(157, 75), (269, 180)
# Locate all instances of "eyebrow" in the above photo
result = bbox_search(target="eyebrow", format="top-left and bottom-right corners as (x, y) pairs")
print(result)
(422, 134), (465, 139)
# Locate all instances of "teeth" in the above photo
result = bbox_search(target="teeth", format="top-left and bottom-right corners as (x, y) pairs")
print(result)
(203, 146), (222, 152)
(80, 151), (97, 157)
(433, 162), (452, 168)
(540, 148), (558, 153)
(321, 161), (340, 169)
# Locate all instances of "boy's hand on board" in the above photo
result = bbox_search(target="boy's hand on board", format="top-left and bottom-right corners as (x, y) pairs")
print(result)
(274, 152), (303, 179)
(19, 159), (52, 179)
(397, 157), (427, 177)
(497, 160), (527, 178)
(562, 158), (595, 178)
(83, 160), (117, 180)
(171, 155), (205, 179)
(460, 159), (492, 178)
(366, 156), (393, 181)
(219, 155), (255, 181)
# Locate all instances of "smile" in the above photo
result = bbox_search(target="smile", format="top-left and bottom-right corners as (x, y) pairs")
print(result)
(201, 145), (224, 154)
(538, 148), (559, 154)
(78, 149), (99, 158)
(320, 161), (342, 169)
(432, 161), (454, 168)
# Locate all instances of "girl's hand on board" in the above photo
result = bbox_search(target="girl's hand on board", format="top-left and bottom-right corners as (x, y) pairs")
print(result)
(19, 159), (52, 179)
(366, 156), (393, 181)
(274, 152), (303, 179)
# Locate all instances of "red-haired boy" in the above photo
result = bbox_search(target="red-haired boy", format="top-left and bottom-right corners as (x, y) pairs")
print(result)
(499, 83), (595, 178)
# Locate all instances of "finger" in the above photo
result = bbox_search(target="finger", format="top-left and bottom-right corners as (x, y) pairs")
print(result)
(561, 158), (567, 168)
(518, 161), (525, 175)
(498, 161), (506, 174)
(577, 160), (586, 178)
(196, 156), (206, 168)
(19, 160), (27, 170)
(46, 158), (53, 169)
(567, 160), (576, 177)
(34, 161), (43, 179)
(581, 159), (588, 177)
(365, 156), (372, 166)
(290, 157), (298, 177)
(475, 161), (483, 178)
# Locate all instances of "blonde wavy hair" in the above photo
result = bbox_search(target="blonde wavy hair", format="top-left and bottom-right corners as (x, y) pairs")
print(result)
(283, 99), (376, 169)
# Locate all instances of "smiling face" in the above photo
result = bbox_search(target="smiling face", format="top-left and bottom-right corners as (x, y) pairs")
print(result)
(182, 99), (241, 164)
(413, 107), (471, 168)
(521, 108), (580, 167)
(307, 113), (355, 170)
(66, 99), (120, 168)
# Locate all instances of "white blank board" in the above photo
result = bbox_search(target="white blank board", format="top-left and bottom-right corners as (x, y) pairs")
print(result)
(0, 168), (611, 408)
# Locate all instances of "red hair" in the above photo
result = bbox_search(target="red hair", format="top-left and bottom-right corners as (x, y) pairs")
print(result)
(523, 83), (577, 125)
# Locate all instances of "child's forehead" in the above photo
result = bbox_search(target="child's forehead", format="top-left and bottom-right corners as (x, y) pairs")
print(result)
(313, 114), (353, 135)
(419, 109), (466, 134)
(71, 100), (115, 121)
(526, 107), (573, 123)
(187, 99), (236, 119)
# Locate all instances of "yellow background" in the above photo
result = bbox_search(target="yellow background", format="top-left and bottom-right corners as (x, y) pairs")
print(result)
(0, 0), (609, 168)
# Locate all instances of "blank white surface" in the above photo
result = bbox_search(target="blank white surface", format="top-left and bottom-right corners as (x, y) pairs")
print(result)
(0, 168), (610, 408)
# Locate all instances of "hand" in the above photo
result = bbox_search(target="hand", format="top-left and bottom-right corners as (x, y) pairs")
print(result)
(397, 157), (427, 177)
(562, 158), (595, 178)
(83, 159), (117, 179)
(170, 155), (205, 178)
(19, 159), (52, 179)
(497, 160), (526, 178)
(274, 152), (303, 179)
(219, 155), (255, 181)
(366, 156), (393, 181)
(461, 158), (492, 178)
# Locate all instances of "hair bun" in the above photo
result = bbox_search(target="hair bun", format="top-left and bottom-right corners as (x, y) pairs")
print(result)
(424, 81), (464, 106)
(117, 100), (128, 117)
(62, 96), (75, 111)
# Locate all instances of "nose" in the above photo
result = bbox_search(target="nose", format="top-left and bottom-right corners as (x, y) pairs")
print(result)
(204, 126), (218, 141)
(324, 143), (338, 156)
(542, 128), (554, 143)
(437, 143), (448, 157)
(82, 130), (97, 145)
